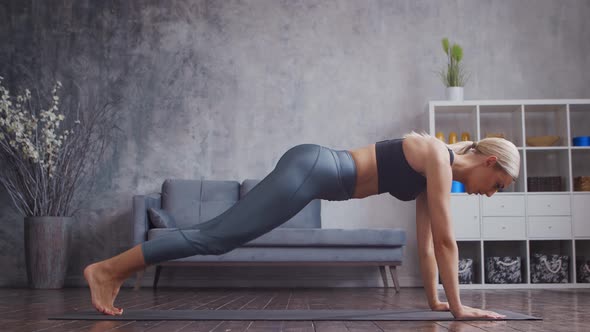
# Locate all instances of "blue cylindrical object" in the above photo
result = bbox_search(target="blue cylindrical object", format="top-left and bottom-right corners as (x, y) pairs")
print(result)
(451, 181), (465, 193)
(573, 136), (590, 146)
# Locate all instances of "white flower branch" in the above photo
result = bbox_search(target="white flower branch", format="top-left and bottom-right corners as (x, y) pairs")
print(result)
(0, 77), (117, 217)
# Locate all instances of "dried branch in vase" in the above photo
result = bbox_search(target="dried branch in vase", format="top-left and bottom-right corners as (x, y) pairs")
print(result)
(0, 76), (119, 217)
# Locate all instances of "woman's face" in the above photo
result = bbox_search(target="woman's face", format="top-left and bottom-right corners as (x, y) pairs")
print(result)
(465, 156), (513, 197)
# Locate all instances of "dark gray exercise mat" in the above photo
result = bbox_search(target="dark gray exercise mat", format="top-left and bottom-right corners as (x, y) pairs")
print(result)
(49, 309), (541, 321)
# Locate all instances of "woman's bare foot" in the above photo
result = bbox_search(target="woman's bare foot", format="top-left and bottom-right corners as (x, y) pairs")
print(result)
(83, 262), (125, 316)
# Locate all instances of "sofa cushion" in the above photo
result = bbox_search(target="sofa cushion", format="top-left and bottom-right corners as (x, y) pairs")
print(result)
(241, 179), (321, 228)
(200, 180), (240, 223)
(161, 179), (239, 229)
(147, 228), (406, 248)
(147, 208), (177, 228)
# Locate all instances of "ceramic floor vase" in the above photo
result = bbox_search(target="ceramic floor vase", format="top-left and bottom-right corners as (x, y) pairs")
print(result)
(24, 216), (71, 289)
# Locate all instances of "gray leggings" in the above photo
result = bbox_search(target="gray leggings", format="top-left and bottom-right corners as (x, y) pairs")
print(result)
(141, 144), (357, 265)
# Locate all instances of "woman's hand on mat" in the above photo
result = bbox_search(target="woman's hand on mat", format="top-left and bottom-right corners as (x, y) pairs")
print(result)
(430, 301), (450, 311)
(452, 305), (506, 319)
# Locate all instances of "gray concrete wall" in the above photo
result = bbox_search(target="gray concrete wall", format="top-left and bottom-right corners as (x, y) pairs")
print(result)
(0, 0), (588, 288)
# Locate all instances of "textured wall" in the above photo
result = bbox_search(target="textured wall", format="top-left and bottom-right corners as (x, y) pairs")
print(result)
(0, 0), (589, 288)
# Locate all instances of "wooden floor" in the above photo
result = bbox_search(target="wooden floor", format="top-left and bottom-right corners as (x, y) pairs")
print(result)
(0, 287), (588, 331)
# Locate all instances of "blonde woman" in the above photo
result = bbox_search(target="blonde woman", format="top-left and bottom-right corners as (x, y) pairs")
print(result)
(85, 132), (519, 319)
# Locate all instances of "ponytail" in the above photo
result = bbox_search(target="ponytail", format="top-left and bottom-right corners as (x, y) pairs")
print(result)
(448, 141), (476, 155)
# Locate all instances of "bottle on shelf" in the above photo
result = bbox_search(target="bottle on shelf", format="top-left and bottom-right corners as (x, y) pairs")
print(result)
(449, 131), (458, 144)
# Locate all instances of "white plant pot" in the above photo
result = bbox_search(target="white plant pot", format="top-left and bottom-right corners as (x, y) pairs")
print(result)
(446, 87), (464, 101)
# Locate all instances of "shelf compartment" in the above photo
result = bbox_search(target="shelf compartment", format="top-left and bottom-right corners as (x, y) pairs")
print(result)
(527, 194), (571, 216)
(529, 240), (573, 283)
(433, 106), (477, 144)
(483, 217), (526, 240)
(528, 216), (572, 239)
(479, 105), (523, 146)
(575, 240), (590, 283)
(439, 241), (482, 285)
(483, 241), (527, 284)
(482, 194), (525, 216)
(569, 104), (590, 143)
(572, 149), (590, 192)
(450, 195), (480, 239)
(524, 104), (568, 147)
(459, 241), (482, 284)
(572, 194), (590, 238)
(525, 150), (570, 192)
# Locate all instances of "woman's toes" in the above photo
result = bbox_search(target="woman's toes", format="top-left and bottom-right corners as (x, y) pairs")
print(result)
(108, 307), (121, 316)
(99, 306), (112, 315)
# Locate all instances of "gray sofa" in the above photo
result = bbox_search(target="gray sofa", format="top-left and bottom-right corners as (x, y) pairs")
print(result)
(133, 179), (407, 290)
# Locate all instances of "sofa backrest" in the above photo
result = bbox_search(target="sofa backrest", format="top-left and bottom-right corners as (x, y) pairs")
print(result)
(240, 179), (321, 228)
(161, 179), (240, 229)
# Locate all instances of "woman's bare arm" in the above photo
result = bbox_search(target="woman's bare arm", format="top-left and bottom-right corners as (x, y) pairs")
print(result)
(415, 192), (445, 309)
(423, 144), (462, 315)
(418, 139), (506, 319)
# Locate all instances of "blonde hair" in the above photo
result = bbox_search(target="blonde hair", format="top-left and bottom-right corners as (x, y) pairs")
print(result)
(404, 131), (521, 180)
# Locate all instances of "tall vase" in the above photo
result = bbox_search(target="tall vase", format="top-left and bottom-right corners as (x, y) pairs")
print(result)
(446, 86), (464, 101)
(24, 216), (71, 289)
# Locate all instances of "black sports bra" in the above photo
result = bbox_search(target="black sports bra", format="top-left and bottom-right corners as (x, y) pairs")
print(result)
(375, 138), (454, 201)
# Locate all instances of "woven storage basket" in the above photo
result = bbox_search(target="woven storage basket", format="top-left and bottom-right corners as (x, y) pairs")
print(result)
(485, 257), (522, 284)
(574, 176), (590, 192)
(527, 176), (562, 192)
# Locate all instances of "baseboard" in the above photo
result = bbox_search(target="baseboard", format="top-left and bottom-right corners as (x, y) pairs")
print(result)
(2, 271), (423, 289)
(64, 274), (422, 289)
(399, 276), (422, 287)
(0, 279), (27, 288)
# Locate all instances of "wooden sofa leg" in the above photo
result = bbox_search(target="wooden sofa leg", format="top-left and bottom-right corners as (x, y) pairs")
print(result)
(153, 265), (162, 290)
(388, 265), (401, 293)
(133, 269), (145, 290)
(379, 266), (388, 287)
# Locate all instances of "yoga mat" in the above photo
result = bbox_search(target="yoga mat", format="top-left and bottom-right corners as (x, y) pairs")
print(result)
(49, 309), (541, 321)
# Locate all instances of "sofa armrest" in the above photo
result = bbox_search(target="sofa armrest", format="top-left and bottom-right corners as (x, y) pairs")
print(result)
(132, 193), (162, 246)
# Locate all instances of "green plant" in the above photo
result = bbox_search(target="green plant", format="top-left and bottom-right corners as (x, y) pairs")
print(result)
(439, 37), (468, 87)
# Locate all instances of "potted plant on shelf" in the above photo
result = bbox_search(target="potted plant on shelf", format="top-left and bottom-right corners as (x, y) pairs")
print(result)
(439, 37), (469, 101)
(0, 76), (117, 289)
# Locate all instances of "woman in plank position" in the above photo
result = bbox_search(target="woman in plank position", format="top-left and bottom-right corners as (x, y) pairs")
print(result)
(84, 132), (519, 319)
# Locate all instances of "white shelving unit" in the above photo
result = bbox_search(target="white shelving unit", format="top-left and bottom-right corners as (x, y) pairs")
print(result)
(430, 99), (590, 289)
